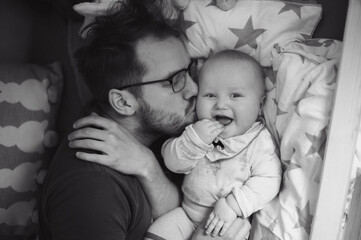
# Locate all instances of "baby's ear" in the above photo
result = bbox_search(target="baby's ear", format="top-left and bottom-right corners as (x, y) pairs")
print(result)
(108, 89), (138, 116)
(259, 95), (266, 115)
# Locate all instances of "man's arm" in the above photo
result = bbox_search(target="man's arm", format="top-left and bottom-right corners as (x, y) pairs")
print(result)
(136, 153), (182, 218)
(68, 114), (181, 218)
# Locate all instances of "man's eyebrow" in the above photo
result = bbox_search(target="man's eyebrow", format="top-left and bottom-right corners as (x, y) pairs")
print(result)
(162, 62), (190, 79)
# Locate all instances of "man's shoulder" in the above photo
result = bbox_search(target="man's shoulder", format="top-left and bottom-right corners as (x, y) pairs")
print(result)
(46, 137), (139, 190)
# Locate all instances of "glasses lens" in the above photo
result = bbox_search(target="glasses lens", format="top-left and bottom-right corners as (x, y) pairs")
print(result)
(172, 71), (187, 93)
(188, 60), (199, 82)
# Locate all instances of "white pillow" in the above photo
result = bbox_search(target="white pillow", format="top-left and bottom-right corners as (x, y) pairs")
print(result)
(181, 0), (322, 66)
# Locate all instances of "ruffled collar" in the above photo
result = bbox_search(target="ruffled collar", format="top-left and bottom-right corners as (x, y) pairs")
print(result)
(206, 121), (264, 162)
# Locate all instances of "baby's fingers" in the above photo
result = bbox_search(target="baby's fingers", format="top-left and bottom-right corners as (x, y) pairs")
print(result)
(205, 211), (215, 229)
(210, 125), (224, 136)
(220, 222), (231, 236)
(205, 217), (219, 235)
(211, 220), (225, 237)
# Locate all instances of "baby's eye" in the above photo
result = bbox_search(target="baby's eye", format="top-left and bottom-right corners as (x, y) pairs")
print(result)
(204, 93), (216, 98)
(231, 93), (242, 98)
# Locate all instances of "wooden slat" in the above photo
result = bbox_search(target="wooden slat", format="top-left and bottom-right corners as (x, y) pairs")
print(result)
(310, 0), (361, 239)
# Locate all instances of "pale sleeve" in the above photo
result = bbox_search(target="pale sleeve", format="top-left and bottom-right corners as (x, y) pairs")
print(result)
(162, 125), (214, 174)
(231, 129), (282, 218)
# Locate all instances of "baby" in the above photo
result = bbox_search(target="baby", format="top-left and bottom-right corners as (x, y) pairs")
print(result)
(145, 50), (282, 240)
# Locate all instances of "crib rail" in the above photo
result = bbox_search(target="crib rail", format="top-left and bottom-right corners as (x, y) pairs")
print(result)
(310, 0), (361, 239)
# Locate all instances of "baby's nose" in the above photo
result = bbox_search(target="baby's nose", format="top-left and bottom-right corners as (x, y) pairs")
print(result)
(215, 98), (229, 110)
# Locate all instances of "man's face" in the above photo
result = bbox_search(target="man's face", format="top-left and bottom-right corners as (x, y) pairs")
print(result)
(135, 36), (198, 136)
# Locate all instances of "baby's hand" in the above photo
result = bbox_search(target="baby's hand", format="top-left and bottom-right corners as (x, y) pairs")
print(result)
(205, 198), (237, 237)
(193, 119), (224, 145)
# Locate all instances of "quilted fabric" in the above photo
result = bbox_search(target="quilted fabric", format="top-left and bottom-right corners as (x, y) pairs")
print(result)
(181, 0), (322, 66)
(0, 63), (63, 238)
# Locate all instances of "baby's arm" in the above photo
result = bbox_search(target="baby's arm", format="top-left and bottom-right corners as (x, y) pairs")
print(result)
(227, 130), (282, 218)
(162, 119), (223, 173)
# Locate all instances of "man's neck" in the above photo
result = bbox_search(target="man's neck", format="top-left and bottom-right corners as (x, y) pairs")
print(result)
(100, 109), (158, 147)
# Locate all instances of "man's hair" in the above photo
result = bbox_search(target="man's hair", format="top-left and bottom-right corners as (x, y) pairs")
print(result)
(74, 0), (181, 104)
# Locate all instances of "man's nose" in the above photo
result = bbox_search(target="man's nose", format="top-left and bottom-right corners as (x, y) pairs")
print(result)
(182, 75), (198, 99)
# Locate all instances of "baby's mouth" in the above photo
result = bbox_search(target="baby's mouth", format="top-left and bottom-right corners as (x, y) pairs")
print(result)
(215, 116), (232, 126)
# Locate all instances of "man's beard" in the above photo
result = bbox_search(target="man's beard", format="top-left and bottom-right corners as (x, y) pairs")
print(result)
(137, 98), (196, 137)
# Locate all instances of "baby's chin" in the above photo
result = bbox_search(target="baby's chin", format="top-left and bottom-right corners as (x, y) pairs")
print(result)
(218, 127), (247, 139)
(218, 130), (236, 139)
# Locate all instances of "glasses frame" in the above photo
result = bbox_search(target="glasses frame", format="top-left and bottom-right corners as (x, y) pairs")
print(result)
(118, 59), (198, 93)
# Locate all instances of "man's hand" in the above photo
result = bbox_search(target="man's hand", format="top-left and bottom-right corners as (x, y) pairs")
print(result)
(68, 113), (156, 177)
(205, 198), (237, 237)
(68, 113), (181, 218)
(193, 119), (224, 145)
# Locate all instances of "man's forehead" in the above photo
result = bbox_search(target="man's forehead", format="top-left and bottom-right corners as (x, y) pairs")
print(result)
(136, 36), (190, 80)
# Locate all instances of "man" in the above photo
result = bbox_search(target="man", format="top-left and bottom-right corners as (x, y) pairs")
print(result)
(39, 0), (250, 239)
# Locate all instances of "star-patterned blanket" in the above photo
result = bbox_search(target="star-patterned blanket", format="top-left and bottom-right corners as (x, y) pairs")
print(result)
(180, 1), (361, 239)
(250, 39), (354, 240)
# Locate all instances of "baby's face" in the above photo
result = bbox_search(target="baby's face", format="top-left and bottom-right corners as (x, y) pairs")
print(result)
(196, 59), (263, 139)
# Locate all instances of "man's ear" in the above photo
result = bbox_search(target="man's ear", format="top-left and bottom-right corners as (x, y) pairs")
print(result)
(108, 89), (138, 116)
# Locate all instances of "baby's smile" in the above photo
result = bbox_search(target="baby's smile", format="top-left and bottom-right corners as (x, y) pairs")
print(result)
(215, 115), (232, 126)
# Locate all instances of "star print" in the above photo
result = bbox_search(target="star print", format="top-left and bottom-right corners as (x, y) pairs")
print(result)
(295, 105), (301, 117)
(302, 38), (336, 48)
(278, 3), (302, 19)
(275, 128), (282, 142)
(229, 17), (266, 49)
(206, 0), (217, 7)
(282, 147), (296, 165)
(305, 127), (327, 157)
(322, 39), (336, 47)
(293, 98), (302, 107)
(207, 49), (215, 58)
(294, 201), (313, 235)
(294, 91), (313, 116)
(269, 219), (278, 231)
(276, 105), (287, 116)
(294, 101), (302, 116)
(178, 11), (197, 41)
(326, 65), (338, 85)
(300, 33), (312, 40)
(259, 222), (281, 240)
(327, 74), (337, 86)
(272, 98), (278, 105)
(288, 161), (301, 173)
(333, 65), (339, 74)
(298, 54), (306, 63)
(211, 161), (222, 175)
(266, 68), (277, 87)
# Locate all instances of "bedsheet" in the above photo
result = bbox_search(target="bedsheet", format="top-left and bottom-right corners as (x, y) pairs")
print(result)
(250, 38), (360, 240)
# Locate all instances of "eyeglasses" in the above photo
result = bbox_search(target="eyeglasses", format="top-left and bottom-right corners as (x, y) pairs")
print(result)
(118, 59), (198, 93)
